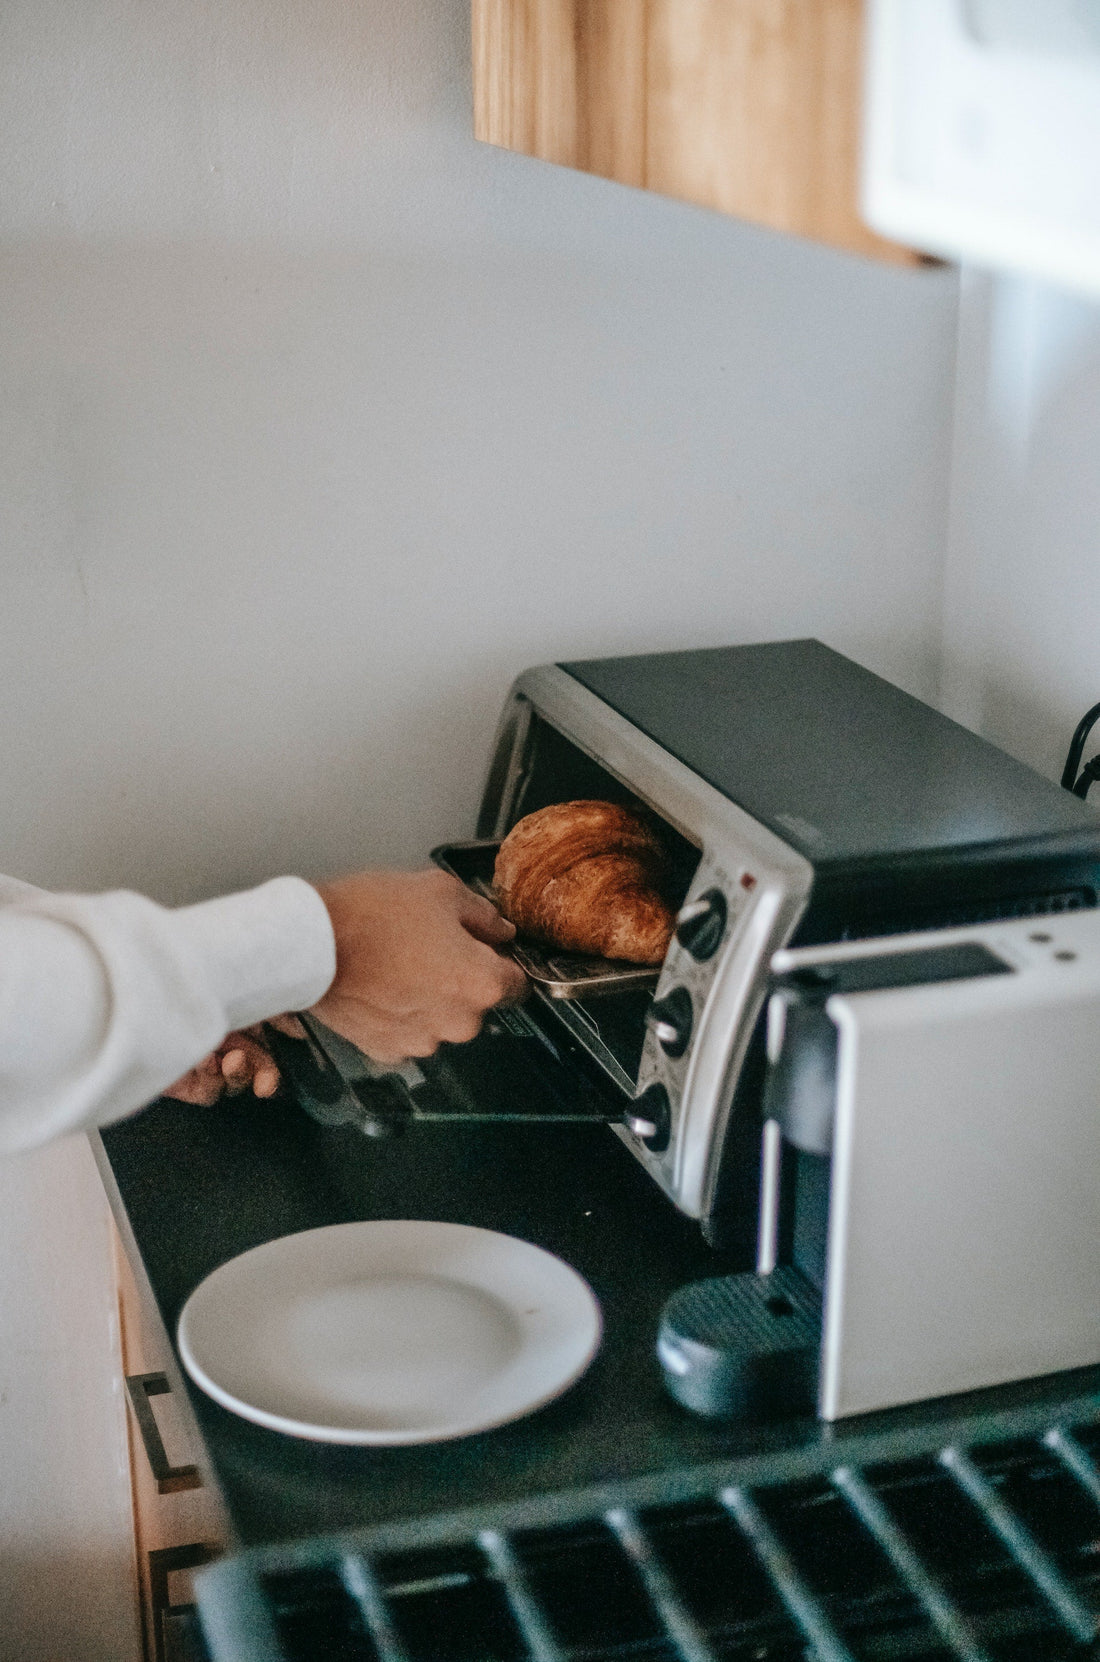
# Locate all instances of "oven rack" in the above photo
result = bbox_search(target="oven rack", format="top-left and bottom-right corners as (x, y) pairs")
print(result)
(196, 1395), (1100, 1662)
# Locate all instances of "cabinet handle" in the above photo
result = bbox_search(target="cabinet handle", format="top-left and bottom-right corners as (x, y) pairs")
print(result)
(148, 1542), (218, 1662)
(125, 1372), (202, 1495)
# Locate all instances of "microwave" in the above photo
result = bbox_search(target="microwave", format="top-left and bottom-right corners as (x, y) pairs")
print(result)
(282, 640), (1100, 1256)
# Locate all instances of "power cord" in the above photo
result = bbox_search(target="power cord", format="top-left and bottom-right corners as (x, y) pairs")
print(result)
(1061, 701), (1100, 799)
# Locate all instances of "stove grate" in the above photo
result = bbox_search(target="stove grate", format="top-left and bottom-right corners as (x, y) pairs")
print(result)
(197, 1410), (1100, 1662)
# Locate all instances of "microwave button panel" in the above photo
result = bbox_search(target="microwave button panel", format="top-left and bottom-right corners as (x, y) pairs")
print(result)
(632, 857), (795, 1200)
(639, 866), (754, 1102)
(674, 889), (728, 960)
(624, 1082), (671, 1152)
(664, 866), (746, 989)
(648, 986), (694, 1058)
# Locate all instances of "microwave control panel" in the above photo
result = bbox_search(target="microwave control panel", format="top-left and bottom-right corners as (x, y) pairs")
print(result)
(622, 850), (797, 1219)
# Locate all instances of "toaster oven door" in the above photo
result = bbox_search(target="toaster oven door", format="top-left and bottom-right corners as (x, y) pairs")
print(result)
(264, 1001), (629, 1142)
(467, 675), (816, 1238)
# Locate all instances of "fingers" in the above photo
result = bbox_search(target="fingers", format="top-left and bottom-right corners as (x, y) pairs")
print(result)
(163, 1054), (226, 1106)
(217, 1031), (282, 1098)
(456, 884), (517, 946)
(209, 1047), (278, 1098)
(164, 1079), (223, 1106)
(220, 1048), (249, 1087)
(486, 947), (529, 1006)
(441, 935), (528, 1017)
(309, 866), (527, 1065)
(164, 1031), (283, 1106)
(346, 944), (528, 1061)
(448, 880), (526, 999)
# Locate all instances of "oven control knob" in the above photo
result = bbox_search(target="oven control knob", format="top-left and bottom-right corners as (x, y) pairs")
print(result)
(624, 1083), (671, 1153)
(649, 986), (693, 1059)
(675, 889), (728, 960)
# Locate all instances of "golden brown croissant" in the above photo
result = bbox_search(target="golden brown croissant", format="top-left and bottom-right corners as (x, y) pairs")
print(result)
(493, 800), (675, 964)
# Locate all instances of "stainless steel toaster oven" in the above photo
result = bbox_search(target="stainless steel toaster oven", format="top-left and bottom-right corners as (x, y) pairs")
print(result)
(286, 640), (1100, 1255)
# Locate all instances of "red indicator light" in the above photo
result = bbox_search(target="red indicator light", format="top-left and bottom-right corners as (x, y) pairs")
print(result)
(740, 872), (757, 891)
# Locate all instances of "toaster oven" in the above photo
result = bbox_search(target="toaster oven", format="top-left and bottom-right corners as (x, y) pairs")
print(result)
(286, 640), (1100, 1256)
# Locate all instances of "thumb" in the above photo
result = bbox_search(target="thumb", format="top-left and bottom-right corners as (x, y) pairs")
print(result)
(458, 888), (517, 946)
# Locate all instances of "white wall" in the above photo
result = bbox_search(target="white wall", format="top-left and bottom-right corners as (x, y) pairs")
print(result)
(0, 1), (959, 902)
(0, 3), (959, 1656)
(941, 270), (1100, 782)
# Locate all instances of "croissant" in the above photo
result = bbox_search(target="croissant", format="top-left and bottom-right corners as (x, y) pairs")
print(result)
(493, 800), (675, 964)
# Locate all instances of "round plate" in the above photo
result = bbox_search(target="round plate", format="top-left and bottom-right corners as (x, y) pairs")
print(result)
(177, 1221), (602, 1445)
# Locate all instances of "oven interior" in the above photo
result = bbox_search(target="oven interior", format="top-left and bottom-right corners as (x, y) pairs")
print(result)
(293, 713), (703, 1139)
(422, 713), (700, 1122)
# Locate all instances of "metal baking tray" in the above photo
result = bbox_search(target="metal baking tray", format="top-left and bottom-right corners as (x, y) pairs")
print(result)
(430, 839), (662, 999)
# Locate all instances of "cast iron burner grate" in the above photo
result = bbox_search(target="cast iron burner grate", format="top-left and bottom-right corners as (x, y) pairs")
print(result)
(196, 1410), (1100, 1661)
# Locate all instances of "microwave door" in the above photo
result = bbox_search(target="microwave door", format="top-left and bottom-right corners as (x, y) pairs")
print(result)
(265, 1009), (625, 1140)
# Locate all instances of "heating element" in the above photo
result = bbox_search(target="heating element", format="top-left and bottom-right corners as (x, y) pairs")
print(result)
(196, 1395), (1100, 1661)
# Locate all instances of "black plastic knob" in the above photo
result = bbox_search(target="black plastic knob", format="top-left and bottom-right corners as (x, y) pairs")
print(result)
(649, 986), (694, 1059)
(675, 889), (728, 960)
(624, 1083), (671, 1152)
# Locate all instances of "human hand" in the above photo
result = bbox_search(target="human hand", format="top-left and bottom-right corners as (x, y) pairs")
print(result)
(164, 1026), (281, 1106)
(309, 868), (528, 1065)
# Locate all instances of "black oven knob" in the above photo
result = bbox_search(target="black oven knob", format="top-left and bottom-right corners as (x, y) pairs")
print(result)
(675, 889), (728, 960)
(624, 1083), (671, 1152)
(649, 986), (693, 1059)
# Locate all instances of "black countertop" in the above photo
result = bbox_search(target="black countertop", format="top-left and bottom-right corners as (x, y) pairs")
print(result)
(99, 1088), (1100, 1560)
(98, 1090), (770, 1549)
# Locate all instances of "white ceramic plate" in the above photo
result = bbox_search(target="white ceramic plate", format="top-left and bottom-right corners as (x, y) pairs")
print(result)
(177, 1220), (602, 1445)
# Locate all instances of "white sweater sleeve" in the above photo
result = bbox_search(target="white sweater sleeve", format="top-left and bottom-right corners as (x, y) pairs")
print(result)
(0, 875), (336, 1156)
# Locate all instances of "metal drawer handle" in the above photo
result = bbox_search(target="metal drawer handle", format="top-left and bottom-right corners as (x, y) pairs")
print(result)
(149, 1542), (218, 1662)
(125, 1371), (202, 1495)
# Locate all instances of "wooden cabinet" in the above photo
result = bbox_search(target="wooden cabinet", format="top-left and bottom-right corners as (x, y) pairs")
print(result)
(112, 1226), (227, 1662)
(473, 0), (919, 264)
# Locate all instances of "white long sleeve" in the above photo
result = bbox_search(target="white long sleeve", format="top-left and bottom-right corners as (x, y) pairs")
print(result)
(0, 874), (336, 1155)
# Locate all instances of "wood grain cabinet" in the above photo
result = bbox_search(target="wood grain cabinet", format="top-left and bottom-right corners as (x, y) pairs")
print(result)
(473, 0), (919, 264)
(112, 1228), (227, 1662)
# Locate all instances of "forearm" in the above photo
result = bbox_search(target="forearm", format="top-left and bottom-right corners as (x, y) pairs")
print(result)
(0, 877), (335, 1155)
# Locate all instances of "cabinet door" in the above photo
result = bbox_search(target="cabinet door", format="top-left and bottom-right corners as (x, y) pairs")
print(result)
(473, 0), (920, 264)
(113, 1227), (227, 1662)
